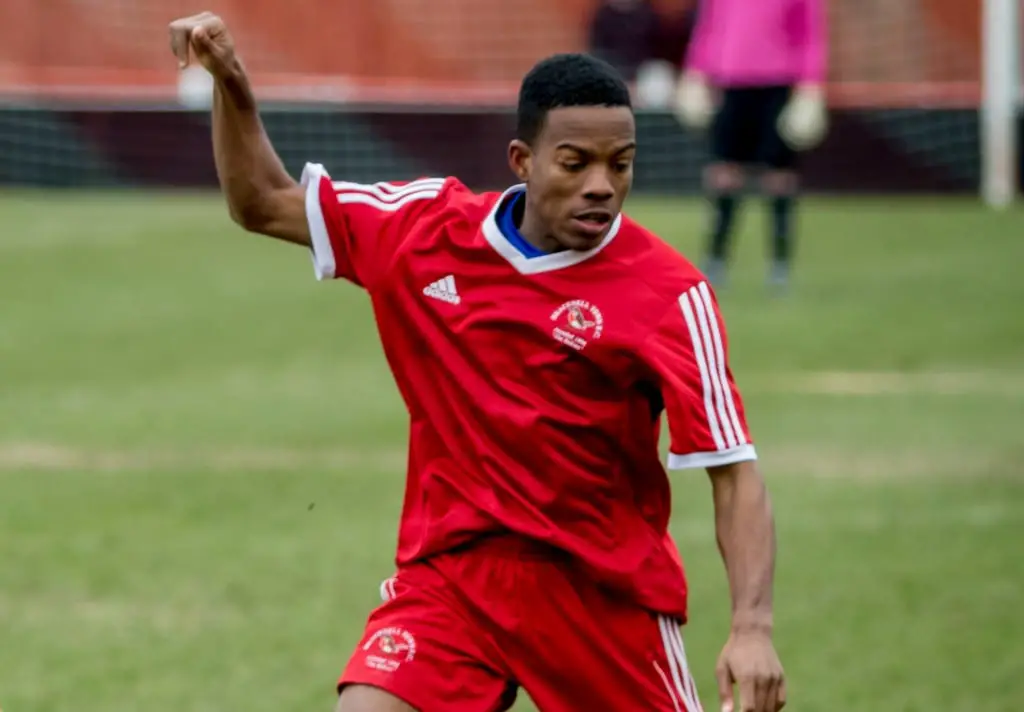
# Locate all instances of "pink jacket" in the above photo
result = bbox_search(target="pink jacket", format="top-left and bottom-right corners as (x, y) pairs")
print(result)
(684, 0), (828, 87)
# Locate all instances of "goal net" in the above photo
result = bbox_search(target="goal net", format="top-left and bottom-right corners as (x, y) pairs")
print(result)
(0, 0), (1016, 196)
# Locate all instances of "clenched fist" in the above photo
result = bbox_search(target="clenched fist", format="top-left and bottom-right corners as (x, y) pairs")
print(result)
(168, 12), (237, 79)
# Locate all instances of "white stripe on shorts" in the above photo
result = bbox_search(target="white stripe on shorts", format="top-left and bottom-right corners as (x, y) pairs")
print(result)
(653, 659), (683, 712)
(659, 616), (703, 712)
(379, 575), (398, 602)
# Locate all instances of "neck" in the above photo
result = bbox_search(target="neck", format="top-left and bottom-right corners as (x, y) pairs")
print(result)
(518, 198), (563, 254)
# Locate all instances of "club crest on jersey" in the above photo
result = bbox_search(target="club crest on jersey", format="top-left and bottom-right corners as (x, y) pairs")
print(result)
(551, 300), (604, 351)
(363, 626), (417, 672)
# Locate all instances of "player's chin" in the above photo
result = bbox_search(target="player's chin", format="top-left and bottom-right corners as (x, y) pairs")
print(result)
(563, 218), (612, 251)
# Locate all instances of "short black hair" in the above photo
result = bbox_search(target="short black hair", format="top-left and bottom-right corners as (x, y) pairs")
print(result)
(516, 53), (632, 145)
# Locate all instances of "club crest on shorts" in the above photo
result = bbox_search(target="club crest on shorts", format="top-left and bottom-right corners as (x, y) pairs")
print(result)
(363, 626), (417, 672)
(551, 299), (604, 351)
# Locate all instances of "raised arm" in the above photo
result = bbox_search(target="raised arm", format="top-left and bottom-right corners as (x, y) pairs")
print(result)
(168, 12), (308, 246)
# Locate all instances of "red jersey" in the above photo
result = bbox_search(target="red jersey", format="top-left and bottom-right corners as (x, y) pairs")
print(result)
(301, 163), (757, 620)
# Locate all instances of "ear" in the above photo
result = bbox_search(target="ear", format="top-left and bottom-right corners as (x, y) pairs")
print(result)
(508, 139), (532, 183)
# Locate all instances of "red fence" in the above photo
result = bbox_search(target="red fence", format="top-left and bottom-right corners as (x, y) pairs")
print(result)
(0, 0), (987, 107)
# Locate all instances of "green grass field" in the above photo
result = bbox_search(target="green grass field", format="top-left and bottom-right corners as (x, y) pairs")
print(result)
(1, 191), (1023, 711)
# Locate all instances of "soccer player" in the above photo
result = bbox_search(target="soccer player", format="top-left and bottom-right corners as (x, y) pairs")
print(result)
(674, 0), (829, 290)
(169, 12), (785, 712)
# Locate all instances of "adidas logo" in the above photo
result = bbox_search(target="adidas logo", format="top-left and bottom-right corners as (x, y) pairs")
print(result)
(423, 275), (461, 304)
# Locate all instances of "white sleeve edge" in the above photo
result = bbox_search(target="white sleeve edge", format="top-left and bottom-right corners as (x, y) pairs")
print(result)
(667, 444), (757, 470)
(300, 162), (336, 281)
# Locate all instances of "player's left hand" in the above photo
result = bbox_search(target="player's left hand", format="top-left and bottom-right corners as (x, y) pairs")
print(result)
(777, 84), (828, 151)
(714, 628), (786, 712)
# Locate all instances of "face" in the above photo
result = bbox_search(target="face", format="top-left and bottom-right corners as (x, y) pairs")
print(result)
(509, 106), (636, 252)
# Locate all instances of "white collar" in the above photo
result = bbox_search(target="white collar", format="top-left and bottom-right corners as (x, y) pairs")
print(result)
(480, 184), (622, 275)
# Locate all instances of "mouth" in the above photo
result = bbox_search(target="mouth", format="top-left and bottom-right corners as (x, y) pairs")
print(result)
(570, 209), (614, 238)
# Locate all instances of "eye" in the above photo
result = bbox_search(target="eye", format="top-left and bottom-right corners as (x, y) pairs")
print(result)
(561, 161), (585, 173)
(613, 154), (635, 172)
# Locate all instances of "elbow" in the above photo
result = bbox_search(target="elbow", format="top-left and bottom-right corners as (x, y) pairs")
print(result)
(222, 182), (306, 245)
(228, 196), (272, 233)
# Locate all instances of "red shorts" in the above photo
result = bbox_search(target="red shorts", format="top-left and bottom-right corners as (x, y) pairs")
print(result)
(339, 535), (704, 712)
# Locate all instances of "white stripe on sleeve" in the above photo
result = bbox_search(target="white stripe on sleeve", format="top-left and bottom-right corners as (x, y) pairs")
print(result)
(687, 284), (737, 448)
(697, 281), (746, 444)
(678, 290), (725, 450)
(332, 178), (445, 199)
(337, 189), (441, 212)
(667, 443), (757, 470)
(333, 178), (444, 212)
(300, 162), (336, 281)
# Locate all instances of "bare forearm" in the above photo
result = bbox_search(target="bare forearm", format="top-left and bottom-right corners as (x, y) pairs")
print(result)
(710, 461), (777, 632)
(212, 60), (296, 229)
(169, 13), (309, 245)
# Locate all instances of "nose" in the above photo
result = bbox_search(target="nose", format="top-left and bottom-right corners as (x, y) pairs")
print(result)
(582, 167), (615, 202)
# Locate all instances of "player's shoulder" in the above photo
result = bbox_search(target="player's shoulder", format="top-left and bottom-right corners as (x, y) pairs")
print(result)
(433, 177), (502, 216)
(320, 171), (494, 219)
(613, 214), (711, 325)
(397, 176), (501, 229)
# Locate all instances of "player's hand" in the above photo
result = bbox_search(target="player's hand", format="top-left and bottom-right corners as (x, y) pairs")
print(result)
(777, 84), (828, 151)
(673, 71), (714, 130)
(168, 12), (238, 79)
(715, 628), (786, 712)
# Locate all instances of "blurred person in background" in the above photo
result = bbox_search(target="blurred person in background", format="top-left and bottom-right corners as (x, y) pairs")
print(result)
(588, 0), (660, 82)
(632, 1), (698, 109)
(674, 0), (829, 291)
(648, 1), (697, 70)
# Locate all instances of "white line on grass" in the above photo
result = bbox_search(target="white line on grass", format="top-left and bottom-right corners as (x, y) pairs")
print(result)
(757, 371), (1024, 397)
(0, 441), (1015, 482)
(666, 500), (1020, 543)
(754, 444), (1018, 481)
(0, 442), (406, 474)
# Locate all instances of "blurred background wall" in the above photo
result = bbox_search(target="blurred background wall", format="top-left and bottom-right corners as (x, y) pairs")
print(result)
(0, 0), (1019, 193)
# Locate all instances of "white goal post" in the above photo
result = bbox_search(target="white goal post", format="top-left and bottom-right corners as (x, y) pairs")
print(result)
(981, 0), (1021, 208)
